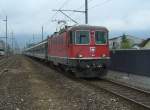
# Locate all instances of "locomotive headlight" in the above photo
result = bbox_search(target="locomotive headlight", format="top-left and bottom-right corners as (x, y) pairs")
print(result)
(102, 54), (106, 57)
(78, 54), (83, 58)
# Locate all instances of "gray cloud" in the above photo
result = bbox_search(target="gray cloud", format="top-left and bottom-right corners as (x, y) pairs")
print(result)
(0, 0), (150, 47)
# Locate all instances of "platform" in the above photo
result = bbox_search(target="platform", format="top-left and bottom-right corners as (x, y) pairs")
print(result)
(106, 70), (150, 92)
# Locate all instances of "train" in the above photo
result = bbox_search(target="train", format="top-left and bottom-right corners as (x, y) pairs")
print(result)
(0, 40), (5, 56)
(24, 25), (110, 78)
(0, 49), (5, 56)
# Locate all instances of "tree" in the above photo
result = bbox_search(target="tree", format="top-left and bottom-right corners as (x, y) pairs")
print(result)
(121, 34), (132, 49)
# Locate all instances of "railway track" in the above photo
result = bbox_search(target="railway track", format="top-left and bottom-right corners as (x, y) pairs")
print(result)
(49, 65), (150, 109)
(84, 79), (150, 109)
(0, 56), (4, 60)
(0, 57), (9, 69)
(26, 57), (150, 109)
(0, 56), (17, 75)
(0, 60), (8, 67)
(0, 56), (6, 62)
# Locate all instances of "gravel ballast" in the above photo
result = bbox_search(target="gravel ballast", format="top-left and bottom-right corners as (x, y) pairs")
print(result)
(0, 55), (147, 110)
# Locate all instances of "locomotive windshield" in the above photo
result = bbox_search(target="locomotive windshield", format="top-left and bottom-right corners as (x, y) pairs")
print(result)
(95, 31), (107, 44)
(76, 31), (89, 44)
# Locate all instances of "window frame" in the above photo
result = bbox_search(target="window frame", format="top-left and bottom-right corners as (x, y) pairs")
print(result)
(95, 30), (108, 45)
(75, 30), (90, 45)
(69, 31), (75, 44)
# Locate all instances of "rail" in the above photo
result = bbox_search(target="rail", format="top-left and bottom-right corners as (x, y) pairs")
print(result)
(86, 79), (150, 109)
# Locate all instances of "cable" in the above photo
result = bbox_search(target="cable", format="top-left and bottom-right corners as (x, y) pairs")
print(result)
(66, 0), (86, 23)
(51, 0), (113, 25)
(76, 0), (94, 10)
(0, 8), (15, 47)
(67, 0), (95, 24)
(89, 0), (113, 9)
(51, 0), (94, 25)
(51, 0), (72, 20)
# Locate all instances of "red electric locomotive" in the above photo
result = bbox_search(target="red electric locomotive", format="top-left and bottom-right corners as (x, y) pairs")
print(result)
(48, 25), (110, 78)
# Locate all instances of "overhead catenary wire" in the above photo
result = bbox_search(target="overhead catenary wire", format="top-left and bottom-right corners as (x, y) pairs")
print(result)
(51, 0), (73, 21)
(60, 0), (90, 24)
(0, 8), (19, 53)
(68, 0), (113, 24)
(50, 0), (75, 33)
(0, 9), (14, 38)
(89, 0), (113, 9)
(51, 0), (113, 27)
(76, 0), (95, 10)
(0, 9), (6, 36)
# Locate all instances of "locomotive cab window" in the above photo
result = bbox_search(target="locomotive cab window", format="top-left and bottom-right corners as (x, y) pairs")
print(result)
(76, 31), (89, 44)
(95, 31), (107, 44)
(69, 31), (75, 44)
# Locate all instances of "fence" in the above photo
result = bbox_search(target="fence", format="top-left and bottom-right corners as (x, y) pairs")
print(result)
(109, 49), (150, 77)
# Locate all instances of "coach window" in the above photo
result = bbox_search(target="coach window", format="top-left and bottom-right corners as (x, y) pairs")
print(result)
(95, 31), (107, 44)
(76, 31), (89, 44)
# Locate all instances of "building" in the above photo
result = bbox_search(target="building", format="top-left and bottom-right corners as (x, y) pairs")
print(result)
(109, 34), (144, 49)
(140, 38), (150, 49)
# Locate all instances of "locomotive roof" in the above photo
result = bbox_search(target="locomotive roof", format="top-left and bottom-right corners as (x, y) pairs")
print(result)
(68, 25), (108, 31)
(50, 25), (108, 37)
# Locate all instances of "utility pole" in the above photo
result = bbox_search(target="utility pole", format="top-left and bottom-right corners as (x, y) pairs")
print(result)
(3, 16), (8, 57)
(11, 31), (14, 54)
(5, 16), (7, 56)
(42, 26), (44, 41)
(85, 0), (88, 24)
(33, 33), (35, 43)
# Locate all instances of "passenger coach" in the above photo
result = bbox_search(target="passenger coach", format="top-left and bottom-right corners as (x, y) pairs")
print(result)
(24, 40), (48, 59)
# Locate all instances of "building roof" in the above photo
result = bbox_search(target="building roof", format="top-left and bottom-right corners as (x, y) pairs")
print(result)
(139, 38), (150, 47)
(109, 34), (143, 41)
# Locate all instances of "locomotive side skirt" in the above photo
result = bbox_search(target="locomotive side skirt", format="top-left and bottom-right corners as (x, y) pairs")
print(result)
(48, 56), (68, 65)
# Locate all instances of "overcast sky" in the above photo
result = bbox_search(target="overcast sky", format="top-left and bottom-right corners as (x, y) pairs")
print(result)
(0, 0), (150, 47)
